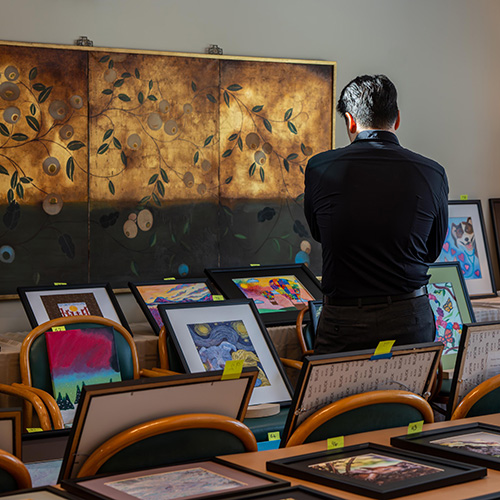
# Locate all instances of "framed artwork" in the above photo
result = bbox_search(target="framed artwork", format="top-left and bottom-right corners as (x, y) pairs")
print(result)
(62, 459), (289, 500)
(447, 321), (500, 416)
(201, 485), (345, 500)
(17, 283), (130, 332)
(0, 487), (82, 500)
(427, 262), (476, 371)
(204, 264), (323, 326)
(391, 422), (500, 471)
(308, 299), (323, 334)
(266, 442), (486, 500)
(436, 200), (496, 298)
(0, 408), (21, 458)
(129, 278), (220, 335)
(281, 343), (442, 445)
(58, 369), (257, 480)
(46, 326), (122, 427)
(158, 299), (293, 406)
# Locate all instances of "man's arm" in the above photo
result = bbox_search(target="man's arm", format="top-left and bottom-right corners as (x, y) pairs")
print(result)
(425, 174), (449, 262)
(304, 161), (322, 243)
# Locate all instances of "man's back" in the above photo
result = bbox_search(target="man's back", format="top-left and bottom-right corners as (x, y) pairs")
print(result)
(305, 130), (448, 298)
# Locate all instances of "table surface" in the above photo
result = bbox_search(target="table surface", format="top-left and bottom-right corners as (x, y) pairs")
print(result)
(223, 413), (500, 500)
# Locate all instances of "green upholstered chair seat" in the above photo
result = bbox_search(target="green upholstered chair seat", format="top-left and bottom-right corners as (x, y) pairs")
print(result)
(244, 407), (289, 443)
(304, 403), (426, 444)
(97, 428), (248, 475)
(0, 469), (19, 493)
(465, 386), (500, 418)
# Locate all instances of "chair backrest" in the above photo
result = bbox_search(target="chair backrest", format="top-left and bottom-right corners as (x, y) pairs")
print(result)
(0, 449), (32, 493)
(285, 390), (434, 447)
(296, 306), (315, 356)
(451, 373), (500, 420)
(76, 413), (258, 478)
(20, 315), (140, 394)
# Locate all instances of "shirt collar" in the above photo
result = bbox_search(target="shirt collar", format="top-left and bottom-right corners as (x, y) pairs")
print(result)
(353, 130), (400, 145)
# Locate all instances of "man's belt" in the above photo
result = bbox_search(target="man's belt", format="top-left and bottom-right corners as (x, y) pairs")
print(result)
(324, 286), (428, 307)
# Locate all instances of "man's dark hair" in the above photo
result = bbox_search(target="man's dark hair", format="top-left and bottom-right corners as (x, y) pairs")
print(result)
(336, 74), (398, 129)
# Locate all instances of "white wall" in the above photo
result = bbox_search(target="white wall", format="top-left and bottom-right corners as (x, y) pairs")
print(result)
(1, 0), (499, 332)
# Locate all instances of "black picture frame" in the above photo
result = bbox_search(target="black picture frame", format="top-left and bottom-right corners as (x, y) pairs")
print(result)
(0, 486), (82, 500)
(204, 264), (323, 326)
(158, 299), (293, 407)
(280, 342), (443, 446)
(489, 198), (500, 272)
(61, 458), (290, 500)
(308, 299), (323, 335)
(128, 278), (221, 335)
(266, 442), (486, 500)
(58, 369), (258, 481)
(17, 282), (131, 333)
(212, 485), (346, 500)
(391, 422), (500, 471)
(437, 200), (496, 298)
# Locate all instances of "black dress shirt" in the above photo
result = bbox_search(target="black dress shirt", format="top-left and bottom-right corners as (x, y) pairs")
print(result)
(304, 130), (449, 298)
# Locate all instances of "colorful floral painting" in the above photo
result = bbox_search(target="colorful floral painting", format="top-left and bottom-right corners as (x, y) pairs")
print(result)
(232, 275), (314, 313)
(187, 320), (270, 387)
(0, 43), (334, 295)
(309, 453), (443, 485)
(428, 282), (463, 354)
(438, 216), (482, 280)
(45, 326), (122, 426)
(137, 283), (213, 329)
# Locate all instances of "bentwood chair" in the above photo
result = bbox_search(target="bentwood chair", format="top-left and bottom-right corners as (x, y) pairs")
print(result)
(0, 449), (32, 492)
(18, 315), (140, 429)
(451, 373), (500, 420)
(76, 413), (258, 478)
(284, 390), (434, 447)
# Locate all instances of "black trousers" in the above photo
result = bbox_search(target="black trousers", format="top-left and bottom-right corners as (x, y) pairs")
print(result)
(313, 294), (436, 355)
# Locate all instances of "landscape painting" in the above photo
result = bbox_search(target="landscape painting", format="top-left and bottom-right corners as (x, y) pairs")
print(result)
(431, 432), (500, 457)
(45, 326), (122, 426)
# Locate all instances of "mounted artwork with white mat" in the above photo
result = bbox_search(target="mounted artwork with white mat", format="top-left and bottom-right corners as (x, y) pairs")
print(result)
(436, 200), (496, 298)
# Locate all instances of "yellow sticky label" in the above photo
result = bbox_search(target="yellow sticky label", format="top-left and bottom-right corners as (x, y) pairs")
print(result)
(374, 340), (395, 357)
(327, 436), (344, 450)
(26, 428), (43, 433)
(53, 282), (67, 286)
(268, 431), (280, 441)
(163, 277), (176, 281)
(250, 263), (260, 267)
(221, 359), (244, 380)
(212, 295), (224, 301)
(460, 194), (468, 201)
(52, 326), (66, 332)
(408, 420), (424, 435)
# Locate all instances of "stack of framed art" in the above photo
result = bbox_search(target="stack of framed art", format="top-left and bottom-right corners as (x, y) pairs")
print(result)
(158, 299), (293, 407)
(205, 264), (323, 326)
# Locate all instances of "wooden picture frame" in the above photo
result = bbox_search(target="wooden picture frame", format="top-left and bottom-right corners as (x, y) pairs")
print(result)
(280, 343), (443, 445)
(0, 409), (21, 459)
(0, 487), (82, 500)
(266, 442), (486, 500)
(128, 278), (220, 335)
(58, 369), (257, 481)
(158, 299), (293, 406)
(17, 283), (130, 332)
(448, 322), (500, 417)
(436, 200), (496, 298)
(427, 262), (476, 371)
(61, 458), (289, 500)
(391, 422), (500, 471)
(204, 264), (323, 326)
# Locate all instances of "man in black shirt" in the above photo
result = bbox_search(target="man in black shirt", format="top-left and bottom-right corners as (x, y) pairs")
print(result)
(304, 74), (449, 354)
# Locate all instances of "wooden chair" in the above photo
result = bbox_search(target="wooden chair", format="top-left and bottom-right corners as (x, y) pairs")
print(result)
(285, 390), (434, 447)
(451, 373), (500, 420)
(76, 413), (258, 478)
(0, 449), (32, 493)
(18, 315), (140, 429)
(296, 305), (314, 357)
